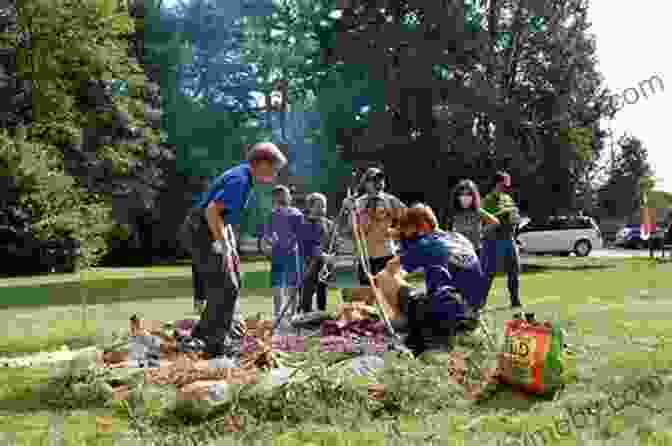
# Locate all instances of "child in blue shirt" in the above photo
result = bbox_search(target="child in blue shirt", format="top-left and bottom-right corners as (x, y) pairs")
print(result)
(259, 185), (305, 328)
(381, 203), (486, 355)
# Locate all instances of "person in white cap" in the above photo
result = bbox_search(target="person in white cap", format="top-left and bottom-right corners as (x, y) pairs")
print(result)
(179, 142), (287, 358)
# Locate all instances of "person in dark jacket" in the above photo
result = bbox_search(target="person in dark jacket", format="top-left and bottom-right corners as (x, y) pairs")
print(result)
(380, 203), (486, 355)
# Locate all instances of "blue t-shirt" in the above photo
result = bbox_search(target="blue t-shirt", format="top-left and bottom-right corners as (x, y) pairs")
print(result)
(399, 231), (485, 320)
(198, 163), (255, 226)
(259, 206), (304, 257)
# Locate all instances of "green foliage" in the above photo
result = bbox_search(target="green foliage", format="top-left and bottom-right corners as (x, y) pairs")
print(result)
(639, 176), (656, 195)
(3, 0), (165, 269)
(38, 360), (113, 410)
(598, 135), (653, 217)
(648, 191), (672, 210)
(559, 127), (594, 162)
(0, 130), (114, 269)
(14, 0), (136, 122)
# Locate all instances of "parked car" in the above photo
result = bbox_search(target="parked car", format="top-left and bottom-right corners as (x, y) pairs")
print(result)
(516, 215), (602, 257)
(0, 225), (80, 275)
(614, 223), (666, 249)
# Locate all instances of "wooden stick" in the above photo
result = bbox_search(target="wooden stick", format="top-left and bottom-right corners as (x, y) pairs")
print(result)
(352, 210), (399, 339)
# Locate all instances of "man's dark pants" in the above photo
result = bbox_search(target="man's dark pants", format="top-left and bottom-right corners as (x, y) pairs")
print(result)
(397, 285), (456, 356)
(300, 255), (328, 312)
(480, 239), (520, 307)
(192, 262), (206, 304)
(179, 208), (242, 351)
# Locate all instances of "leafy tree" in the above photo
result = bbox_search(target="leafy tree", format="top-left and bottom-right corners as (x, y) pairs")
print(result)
(598, 135), (653, 218)
(3, 0), (169, 268)
(149, 0), (273, 178)
(0, 129), (113, 268)
(240, 0), (611, 218)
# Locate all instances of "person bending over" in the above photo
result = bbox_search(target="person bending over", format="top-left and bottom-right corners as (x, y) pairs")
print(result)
(378, 203), (486, 356)
(179, 142), (287, 358)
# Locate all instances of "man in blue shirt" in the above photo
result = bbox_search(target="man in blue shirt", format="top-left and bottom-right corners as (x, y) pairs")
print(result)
(380, 203), (485, 356)
(179, 142), (287, 358)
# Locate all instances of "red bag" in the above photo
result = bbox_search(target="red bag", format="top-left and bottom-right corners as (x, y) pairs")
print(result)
(498, 318), (564, 394)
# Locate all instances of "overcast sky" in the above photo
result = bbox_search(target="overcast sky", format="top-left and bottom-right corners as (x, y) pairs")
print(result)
(588, 0), (670, 192)
(159, 0), (670, 192)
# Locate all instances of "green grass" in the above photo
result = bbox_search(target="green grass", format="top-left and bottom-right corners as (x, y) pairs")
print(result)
(1, 257), (672, 445)
(0, 261), (274, 356)
(0, 264), (271, 309)
(0, 367), (129, 445)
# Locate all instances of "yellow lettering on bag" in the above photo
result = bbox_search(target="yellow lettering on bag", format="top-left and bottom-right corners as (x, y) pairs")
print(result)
(510, 336), (536, 366)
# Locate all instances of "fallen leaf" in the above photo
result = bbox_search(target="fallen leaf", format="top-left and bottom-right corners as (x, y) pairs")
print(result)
(96, 416), (113, 434)
(218, 415), (241, 433)
(111, 385), (129, 401)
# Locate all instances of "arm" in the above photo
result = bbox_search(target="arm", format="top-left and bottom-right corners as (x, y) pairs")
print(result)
(480, 192), (498, 216)
(390, 196), (406, 228)
(479, 208), (500, 225)
(293, 211), (306, 254)
(206, 202), (228, 241)
(327, 219), (342, 252)
(387, 227), (401, 241)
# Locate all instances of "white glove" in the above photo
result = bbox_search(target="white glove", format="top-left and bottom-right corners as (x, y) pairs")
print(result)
(212, 239), (229, 255)
(260, 238), (273, 255)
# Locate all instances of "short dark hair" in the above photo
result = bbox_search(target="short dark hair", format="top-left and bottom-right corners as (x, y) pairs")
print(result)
(494, 171), (510, 185)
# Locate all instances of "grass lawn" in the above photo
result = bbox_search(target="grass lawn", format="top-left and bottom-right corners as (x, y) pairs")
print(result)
(0, 256), (671, 445)
(0, 262), (272, 357)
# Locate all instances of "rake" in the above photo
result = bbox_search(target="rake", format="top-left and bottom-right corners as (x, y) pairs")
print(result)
(318, 170), (362, 287)
(351, 205), (401, 341)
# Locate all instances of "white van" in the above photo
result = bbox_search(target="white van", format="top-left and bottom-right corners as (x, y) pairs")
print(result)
(516, 216), (602, 257)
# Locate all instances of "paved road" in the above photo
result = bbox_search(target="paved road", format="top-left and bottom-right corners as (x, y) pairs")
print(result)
(586, 248), (653, 258)
(519, 248), (653, 259)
